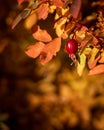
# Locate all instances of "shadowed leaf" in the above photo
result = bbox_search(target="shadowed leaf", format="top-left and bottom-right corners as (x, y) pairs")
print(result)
(17, 0), (30, 5)
(70, 0), (82, 19)
(12, 14), (22, 29)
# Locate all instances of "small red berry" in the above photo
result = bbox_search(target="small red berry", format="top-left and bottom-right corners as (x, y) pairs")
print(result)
(65, 39), (78, 65)
(65, 39), (78, 55)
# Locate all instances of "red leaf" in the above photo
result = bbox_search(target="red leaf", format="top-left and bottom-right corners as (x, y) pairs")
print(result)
(36, 3), (49, 20)
(88, 64), (104, 76)
(25, 42), (45, 58)
(17, 0), (30, 5)
(70, 0), (82, 19)
(39, 37), (61, 65)
(51, 0), (64, 7)
(32, 25), (52, 42)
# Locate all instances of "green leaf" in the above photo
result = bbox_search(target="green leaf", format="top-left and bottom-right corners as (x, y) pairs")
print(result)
(21, 8), (31, 19)
(77, 53), (86, 76)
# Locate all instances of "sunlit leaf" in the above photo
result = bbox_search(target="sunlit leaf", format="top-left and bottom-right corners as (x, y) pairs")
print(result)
(77, 53), (86, 76)
(88, 47), (100, 69)
(39, 37), (61, 65)
(24, 38), (61, 65)
(25, 42), (45, 58)
(88, 64), (104, 76)
(24, 12), (37, 29)
(54, 17), (67, 37)
(36, 3), (49, 20)
(32, 25), (52, 42)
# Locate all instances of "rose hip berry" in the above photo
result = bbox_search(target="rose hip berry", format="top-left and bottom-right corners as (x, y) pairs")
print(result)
(65, 39), (78, 55)
(65, 39), (78, 65)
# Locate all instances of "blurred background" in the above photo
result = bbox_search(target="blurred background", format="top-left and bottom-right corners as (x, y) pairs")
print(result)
(0, 0), (104, 130)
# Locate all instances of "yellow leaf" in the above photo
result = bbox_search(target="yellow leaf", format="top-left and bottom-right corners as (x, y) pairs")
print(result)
(88, 47), (100, 69)
(24, 12), (37, 30)
(54, 17), (67, 37)
(77, 53), (86, 76)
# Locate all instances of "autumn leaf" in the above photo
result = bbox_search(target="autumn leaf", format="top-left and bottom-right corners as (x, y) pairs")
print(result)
(24, 37), (61, 65)
(51, 0), (64, 7)
(12, 8), (31, 29)
(32, 25), (52, 42)
(36, 3), (49, 20)
(54, 17), (67, 37)
(25, 42), (45, 58)
(88, 47), (100, 69)
(88, 64), (104, 76)
(99, 51), (104, 63)
(70, 0), (82, 19)
(39, 37), (61, 65)
(17, 0), (30, 5)
(24, 11), (38, 29)
(77, 53), (86, 76)
(12, 14), (22, 29)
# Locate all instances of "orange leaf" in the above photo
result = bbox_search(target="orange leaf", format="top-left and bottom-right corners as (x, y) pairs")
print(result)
(88, 64), (104, 76)
(36, 3), (49, 20)
(25, 42), (45, 58)
(39, 37), (61, 65)
(32, 25), (52, 42)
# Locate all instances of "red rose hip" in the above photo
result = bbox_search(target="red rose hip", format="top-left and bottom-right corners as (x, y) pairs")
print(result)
(65, 39), (78, 55)
(65, 39), (78, 65)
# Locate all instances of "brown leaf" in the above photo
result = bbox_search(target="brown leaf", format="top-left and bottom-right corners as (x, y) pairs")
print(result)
(36, 3), (49, 20)
(88, 64), (104, 76)
(32, 25), (52, 42)
(25, 42), (45, 58)
(70, 0), (82, 19)
(39, 37), (61, 65)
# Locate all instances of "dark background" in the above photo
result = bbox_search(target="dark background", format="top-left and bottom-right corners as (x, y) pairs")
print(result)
(0, 0), (104, 130)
